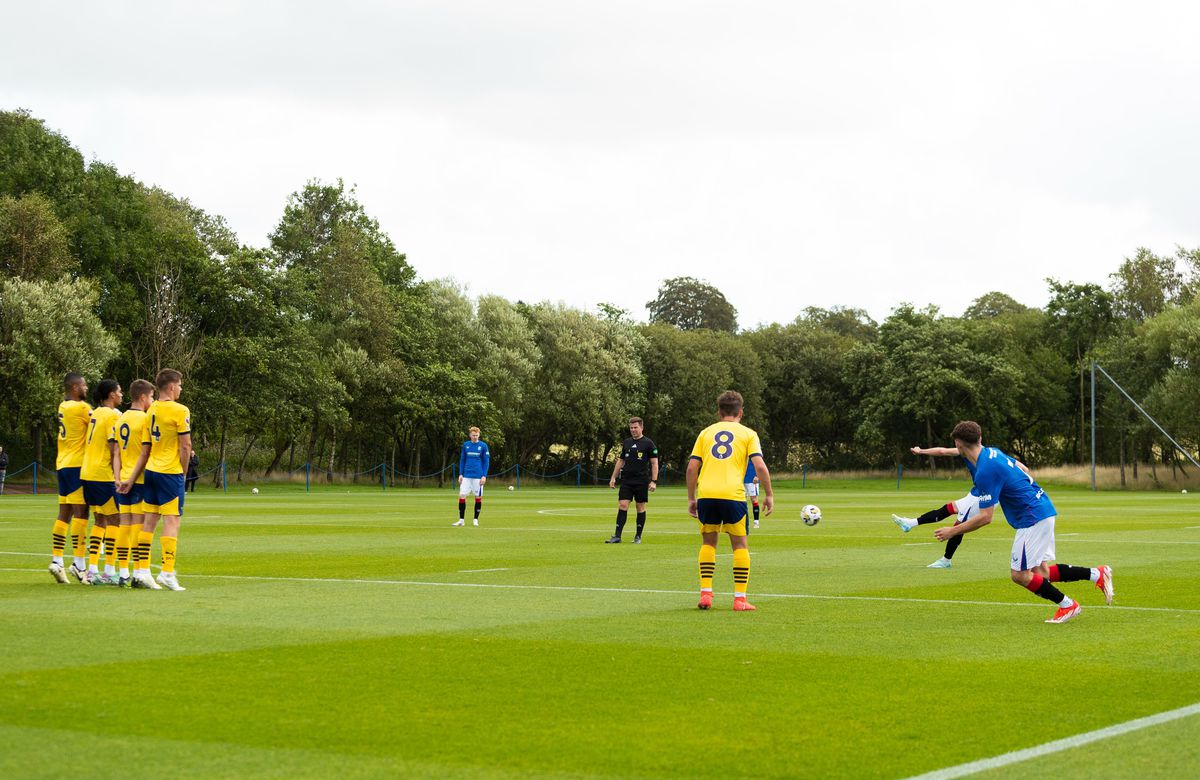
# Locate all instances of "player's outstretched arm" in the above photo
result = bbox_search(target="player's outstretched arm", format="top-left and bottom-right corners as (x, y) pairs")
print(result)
(911, 446), (959, 457)
(751, 454), (774, 516)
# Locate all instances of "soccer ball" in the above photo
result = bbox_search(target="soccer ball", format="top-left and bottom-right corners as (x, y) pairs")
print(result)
(252, 488), (259, 495)
(508, 485), (515, 491)
(801, 504), (821, 525)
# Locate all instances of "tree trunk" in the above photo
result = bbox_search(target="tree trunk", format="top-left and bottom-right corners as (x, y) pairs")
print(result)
(287, 438), (296, 472)
(327, 431), (336, 482)
(212, 416), (228, 487)
(1119, 429), (1126, 487)
(264, 438), (289, 476)
(237, 433), (258, 482)
(925, 418), (936, 476)
(31, 420), (43, 467)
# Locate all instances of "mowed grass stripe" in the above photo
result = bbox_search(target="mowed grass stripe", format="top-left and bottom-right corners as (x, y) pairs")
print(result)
(0, 480), (1198, 777)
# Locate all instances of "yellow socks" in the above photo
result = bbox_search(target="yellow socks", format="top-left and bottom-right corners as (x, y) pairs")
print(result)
(136, 530), (153, 574)
(87, 524), (103, 568)
(129, 523), (143, 571)
(51, 520), (69, 560)
(103, 524), (119, 570)
(70, 518), (88, 560)
(161, 536), (178, 573)
(699, 544), (717, 591)
(733, 547), (751, 598)
(116, 525), (132, 573)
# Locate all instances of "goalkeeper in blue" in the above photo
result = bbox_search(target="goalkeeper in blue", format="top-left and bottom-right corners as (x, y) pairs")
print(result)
(453, 427), (490, 527)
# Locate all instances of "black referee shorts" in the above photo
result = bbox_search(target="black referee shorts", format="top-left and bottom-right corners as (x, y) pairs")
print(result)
(618, 482), (649, 503)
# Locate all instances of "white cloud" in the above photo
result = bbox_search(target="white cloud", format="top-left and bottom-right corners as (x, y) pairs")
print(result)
(3, 1), (1198, 326)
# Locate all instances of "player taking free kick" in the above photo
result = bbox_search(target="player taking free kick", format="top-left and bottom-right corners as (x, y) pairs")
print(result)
(920, 421), (1113, 624)
(686, 390), (773, 612)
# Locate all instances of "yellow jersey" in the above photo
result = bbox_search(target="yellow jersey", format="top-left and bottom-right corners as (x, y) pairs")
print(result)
(81, 406), (121, 481)
(56, 400), (93, 469)
(689, 421), (763, 501)
(142, 400), (191, 475)
(115, 408), (149, 484)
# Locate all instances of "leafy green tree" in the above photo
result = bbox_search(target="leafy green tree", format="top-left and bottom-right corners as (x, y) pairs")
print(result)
(646, 276), (738, 333)
(0, 110), (87, 210)
(0, 277), (118, 462)
(1109, 247), (1182, 322)
(963, 292), (1033, 320)
(0, 192), (77, 279)
(512, 303), (645, 469)
(1045, 279), (1117, 461)
(640, 324), (764, 469)
(850, 306), (1001, 468)
(746, 313), (871, 469)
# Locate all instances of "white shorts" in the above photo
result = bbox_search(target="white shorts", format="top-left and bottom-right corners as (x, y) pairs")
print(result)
(459, 477), (484, 498)
(953, 491), (980, 524)
(744, 482), (759, 498)
(1011, 516), (1056, 572)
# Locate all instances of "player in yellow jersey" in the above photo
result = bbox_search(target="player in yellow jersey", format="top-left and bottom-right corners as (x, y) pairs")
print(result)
(80, 379), (124, 585)
(120, 368), (191, 591)
(686, 390), (774, 611)
(49, 373), (92, 584)
(114, 379), (154, 589)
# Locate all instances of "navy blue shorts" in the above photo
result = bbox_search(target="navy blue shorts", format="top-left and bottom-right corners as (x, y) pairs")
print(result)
(143, 471), (186, 516)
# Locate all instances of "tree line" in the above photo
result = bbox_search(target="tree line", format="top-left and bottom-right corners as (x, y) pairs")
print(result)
(3, 109), (1199, 485)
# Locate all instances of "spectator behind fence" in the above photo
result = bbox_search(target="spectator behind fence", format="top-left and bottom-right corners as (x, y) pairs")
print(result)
(186, 450), (200, 493)
(0, 446), (8, 495)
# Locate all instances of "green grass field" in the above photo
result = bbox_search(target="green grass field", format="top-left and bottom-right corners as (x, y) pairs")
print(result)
(2, 478), (1198, 779)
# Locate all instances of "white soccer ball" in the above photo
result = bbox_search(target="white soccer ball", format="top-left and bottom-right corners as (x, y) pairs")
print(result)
(252, 488), (259, 495)
(508, 485), (515, 491)
(801, 504), (822, 525)
(1183, 489), (1189, 494)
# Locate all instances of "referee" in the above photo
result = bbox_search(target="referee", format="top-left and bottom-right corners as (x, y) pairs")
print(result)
(605, 417), (659, 544)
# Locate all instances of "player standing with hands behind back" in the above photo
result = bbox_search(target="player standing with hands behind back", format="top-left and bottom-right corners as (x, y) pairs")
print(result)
(687, 391), (773, 611)
(120, 368), (191, 591)
(605, 417), (659, 544)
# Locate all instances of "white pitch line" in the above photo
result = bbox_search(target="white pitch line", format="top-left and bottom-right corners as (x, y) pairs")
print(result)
(900, 701), (1200, 780)
(903, 542), (935, 546)
(1, 565), (1197, 615)
(457, 567), (510, 573)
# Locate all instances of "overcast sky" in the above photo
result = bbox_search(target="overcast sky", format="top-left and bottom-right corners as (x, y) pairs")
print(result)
(4, 1), (1198, 327)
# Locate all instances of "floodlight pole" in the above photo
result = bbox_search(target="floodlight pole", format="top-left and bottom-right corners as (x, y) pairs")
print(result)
(1091, 361), (1096, 491)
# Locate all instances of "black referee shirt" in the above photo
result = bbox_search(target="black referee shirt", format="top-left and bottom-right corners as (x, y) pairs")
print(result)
(618, 436), (658, 485)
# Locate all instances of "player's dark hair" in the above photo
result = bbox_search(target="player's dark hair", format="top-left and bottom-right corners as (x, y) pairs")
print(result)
(93, 379), (120, 405)
(952, 420), (982, 445)
(629, 417), (643, 426)
(155, 368), (183, 390)
(717, 390), (743, 417)
(63, 372), (84, 390)
(129, 378), (154, 400)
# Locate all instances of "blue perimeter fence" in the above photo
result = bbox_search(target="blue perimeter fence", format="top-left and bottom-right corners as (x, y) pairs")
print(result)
(0, 461), (914, 494)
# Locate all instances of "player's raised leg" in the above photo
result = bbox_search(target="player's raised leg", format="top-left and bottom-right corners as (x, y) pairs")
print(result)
(1049, 563), (1114, 606)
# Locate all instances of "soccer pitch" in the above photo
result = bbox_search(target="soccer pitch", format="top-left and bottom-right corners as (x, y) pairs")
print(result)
(2, 479), (1198, 779)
